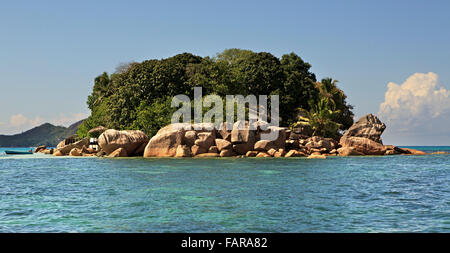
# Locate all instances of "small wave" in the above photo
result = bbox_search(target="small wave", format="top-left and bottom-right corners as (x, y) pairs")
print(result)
(382, 191), (403, 196)
(4, 210), (34, 216)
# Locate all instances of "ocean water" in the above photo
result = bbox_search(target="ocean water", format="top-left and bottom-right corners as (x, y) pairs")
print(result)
(0, 147), (449, 233)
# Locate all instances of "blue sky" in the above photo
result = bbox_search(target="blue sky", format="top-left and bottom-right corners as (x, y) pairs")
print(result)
(0, 0), (449, 145)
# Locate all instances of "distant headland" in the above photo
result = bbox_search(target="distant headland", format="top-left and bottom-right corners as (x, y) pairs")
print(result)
(0, 120), (84, 147)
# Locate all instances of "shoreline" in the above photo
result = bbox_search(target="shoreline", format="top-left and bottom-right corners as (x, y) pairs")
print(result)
(21, 114), (450, 159)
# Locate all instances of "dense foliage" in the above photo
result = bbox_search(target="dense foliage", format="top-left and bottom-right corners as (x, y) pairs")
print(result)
(78, 49), (354, 139)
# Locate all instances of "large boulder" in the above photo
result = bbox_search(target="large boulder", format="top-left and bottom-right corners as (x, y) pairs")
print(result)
(194, 132), (215, 149)
(53, 150), (64, 156)
(143, 123), (221, 158)
(108, 148), (128, 158)
(191, 144), (208, 156)
(155, 123), (191, 136)
(233, 142), (256, 155)
(175, 145), (192, 157)
(144, 130), (184, 157)
(35, 145), (46, 153)
(231, 121), (252, 144)
(337, 147), (364, 156)
(340, 136), (387, 155)
(98, 129), (149, 156)
(339, 114), (389, 156)
(220, 149), (236, 157)
(57, 135), (82, 150)
(88, 126), (107, 137)
(218, 122), (232, 141)
(342, 114), (386, 144)
(184, 131), (197, 147)
(215, 139), (232, 151)
(254, 140), (275, 151)
(231, 121), (256, 155)
(56, 138), (89, 155)
(56, 140), (66, 150)
(69, 148), (82, 157)
(257, 126), (286, 150)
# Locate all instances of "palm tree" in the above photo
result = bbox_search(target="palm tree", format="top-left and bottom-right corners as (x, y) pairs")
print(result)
(293, 97), (343, 140)
(315, 78), (354, 130)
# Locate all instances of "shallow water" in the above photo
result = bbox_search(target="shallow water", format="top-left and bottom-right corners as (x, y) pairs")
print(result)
(0, 147), (449, 232)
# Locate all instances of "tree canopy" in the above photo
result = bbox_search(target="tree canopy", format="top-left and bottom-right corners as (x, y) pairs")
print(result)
(78, 49), (354, 139)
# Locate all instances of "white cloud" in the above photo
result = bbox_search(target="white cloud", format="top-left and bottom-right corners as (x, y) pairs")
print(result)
(378, 72), (450, 144)
(9, 114), (28, 127)
(9, 114), (44, 128)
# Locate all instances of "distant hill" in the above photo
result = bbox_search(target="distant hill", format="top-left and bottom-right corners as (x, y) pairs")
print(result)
(0, 120), (85, 147)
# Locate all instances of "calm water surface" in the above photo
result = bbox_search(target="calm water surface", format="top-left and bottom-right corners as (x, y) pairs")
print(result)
(0, 147), (449, 232)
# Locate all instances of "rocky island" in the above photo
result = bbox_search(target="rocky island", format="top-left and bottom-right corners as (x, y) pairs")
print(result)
(28, 50), (445, 158)
(34, 114), (432, 158)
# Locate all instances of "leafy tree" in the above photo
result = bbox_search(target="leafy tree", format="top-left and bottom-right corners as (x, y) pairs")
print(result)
(280, 53), (319, 125)
(87, 72), (110, 110)
(131, 98), (177, 137)
(77, 97), (114, 138)
(78, 49), (354, 139)
(114, 62), (138, 74)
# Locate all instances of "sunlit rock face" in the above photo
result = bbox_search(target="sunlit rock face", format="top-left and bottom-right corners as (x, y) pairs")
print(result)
(341, 114), (386, 144)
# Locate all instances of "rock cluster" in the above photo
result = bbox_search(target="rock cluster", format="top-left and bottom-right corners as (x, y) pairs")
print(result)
(98, 129), (149, 156)
(337, 114), (430, 156)
(37, 114), (440, 158)
(49, 127), (150, 158)
(142, 121), (338, 159)
(34, 145), (54, 155)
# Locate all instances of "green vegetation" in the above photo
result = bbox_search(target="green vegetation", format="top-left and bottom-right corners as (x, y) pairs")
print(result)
(294, 98), (343, 140)
(78, 49), (354, 139)
(0, 120), (84, 147)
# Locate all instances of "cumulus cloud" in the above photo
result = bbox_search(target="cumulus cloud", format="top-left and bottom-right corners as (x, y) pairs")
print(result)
(378, 72), (450, 144)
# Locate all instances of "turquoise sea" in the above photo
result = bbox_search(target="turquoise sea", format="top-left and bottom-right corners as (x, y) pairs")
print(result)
(0, 147), (449, 232)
